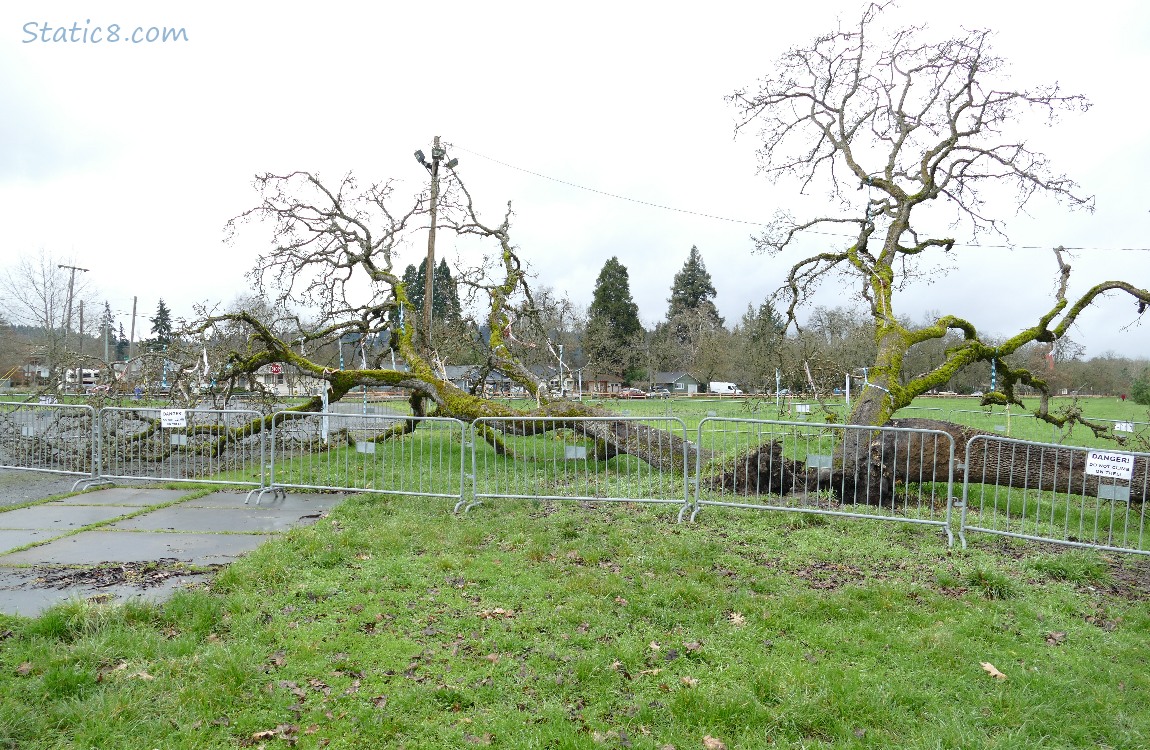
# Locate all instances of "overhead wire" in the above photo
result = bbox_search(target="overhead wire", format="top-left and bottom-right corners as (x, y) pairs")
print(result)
(449, 142), (1150, 254)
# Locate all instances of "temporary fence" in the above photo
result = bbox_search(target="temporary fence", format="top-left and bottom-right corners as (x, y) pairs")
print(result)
(0, 401), (97, 484)
(468, 416), (692, 518)
(263, 411), (467, 506)
(693, 417), (956, 545)
(960, 435), (1149, 556)
(96, 407), (266, 492)
(8, 398), (1150, 558)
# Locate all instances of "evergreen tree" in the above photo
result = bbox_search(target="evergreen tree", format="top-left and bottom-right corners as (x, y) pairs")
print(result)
(149, 299), (173, 349)
(584, 257), (643, 379)
(401, 259), (461, 323)
(433, 258), (462, 322)
(99, 302), (116, 358)
(115, 322), (129, 361)
(668, 246), (719, 317)
(666, 245), (724, 343)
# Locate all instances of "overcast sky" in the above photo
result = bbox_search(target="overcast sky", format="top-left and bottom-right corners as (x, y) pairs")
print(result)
(2, 1), (1148, 358)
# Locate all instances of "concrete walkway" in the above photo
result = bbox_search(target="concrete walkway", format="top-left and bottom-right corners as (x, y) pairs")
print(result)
(0, 486), (346, 617)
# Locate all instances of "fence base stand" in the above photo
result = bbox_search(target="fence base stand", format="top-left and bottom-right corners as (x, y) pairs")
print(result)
(72, 477), (113, 493)
(246, 486), (287, 505)
(677, 503), (695, 524)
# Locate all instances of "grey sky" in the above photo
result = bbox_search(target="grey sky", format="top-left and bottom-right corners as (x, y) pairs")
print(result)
(1, 0), (1148, 356)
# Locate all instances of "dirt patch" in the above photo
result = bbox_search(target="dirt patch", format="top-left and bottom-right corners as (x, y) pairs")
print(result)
(20, 558), (221, 590)
(1104, 557), (1150, 601)
(791, 560), (872, 591)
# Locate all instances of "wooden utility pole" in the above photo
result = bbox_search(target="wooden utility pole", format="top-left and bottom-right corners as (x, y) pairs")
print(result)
(414, 137), (457, 354)
(423, 135), (443, 353)
(57, 263), (88, 356)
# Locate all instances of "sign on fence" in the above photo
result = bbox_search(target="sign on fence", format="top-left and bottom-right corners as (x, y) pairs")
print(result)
(160, 409), (188, 428)
(1085, 451), (1135, 480)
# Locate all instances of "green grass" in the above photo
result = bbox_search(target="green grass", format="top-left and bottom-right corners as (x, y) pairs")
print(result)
(2, 495), (1148, 749)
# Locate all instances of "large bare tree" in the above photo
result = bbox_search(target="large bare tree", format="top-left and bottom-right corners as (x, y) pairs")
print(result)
(170, 167), (696, 470)
(730, 2), (1149, 437)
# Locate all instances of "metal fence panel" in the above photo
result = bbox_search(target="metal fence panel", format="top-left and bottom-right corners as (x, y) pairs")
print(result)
(97, 407), (265, 488)
(469, 416), (692, 517)
(268, 411), (466, 504)
(694, 417), (955, 544)
(0, 401), (96, 479)
(960, 435), (1149, 555)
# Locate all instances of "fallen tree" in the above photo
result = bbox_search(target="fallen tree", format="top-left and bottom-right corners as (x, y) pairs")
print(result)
(161, 167), (702, 471)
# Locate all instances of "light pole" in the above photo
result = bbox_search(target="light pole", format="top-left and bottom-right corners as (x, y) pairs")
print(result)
(414, 136), (458, 353)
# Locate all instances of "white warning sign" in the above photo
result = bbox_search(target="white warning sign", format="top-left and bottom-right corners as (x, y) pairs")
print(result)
(160, 409), (188, 428)
(1085, 451), (1134, 481)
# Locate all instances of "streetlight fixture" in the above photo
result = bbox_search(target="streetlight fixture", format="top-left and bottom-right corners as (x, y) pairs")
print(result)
(413, 136), (458, 353)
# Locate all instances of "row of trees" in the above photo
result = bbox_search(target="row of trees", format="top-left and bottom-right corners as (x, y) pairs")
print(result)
(0, 250), (178, 385)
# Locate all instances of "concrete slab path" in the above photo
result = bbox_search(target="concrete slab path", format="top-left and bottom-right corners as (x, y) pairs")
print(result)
(0, 486), (346, 617)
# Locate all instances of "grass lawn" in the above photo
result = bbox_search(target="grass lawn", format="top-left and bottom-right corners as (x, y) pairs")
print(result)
(2, 493), (1148, 749)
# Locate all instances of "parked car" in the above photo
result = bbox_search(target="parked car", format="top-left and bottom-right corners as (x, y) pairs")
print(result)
(617, 388), (648, 399)
(648, 389), (671, 399)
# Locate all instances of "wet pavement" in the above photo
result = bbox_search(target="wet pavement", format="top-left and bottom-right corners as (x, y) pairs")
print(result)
(0, 482), (346, 617)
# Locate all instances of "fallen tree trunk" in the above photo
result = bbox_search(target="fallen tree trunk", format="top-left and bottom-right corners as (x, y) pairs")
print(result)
(706, 418), (1149, 505)
(884, 418), (1150, 504)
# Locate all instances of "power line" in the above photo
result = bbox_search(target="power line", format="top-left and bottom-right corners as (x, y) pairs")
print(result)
(449, 143), (768, 227)
(449, 142), (1150, 254)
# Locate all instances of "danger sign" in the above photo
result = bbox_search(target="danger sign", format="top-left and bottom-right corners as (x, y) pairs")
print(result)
(161, 409), (188, 429)
(268, 363), (283, 375)
(1085, 451), (1134, 481)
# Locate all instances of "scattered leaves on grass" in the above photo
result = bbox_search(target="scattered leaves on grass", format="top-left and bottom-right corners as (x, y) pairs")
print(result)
(649, 641), (661, 651)
(477, 608), (515, 619)
(371, 695), (388, 709)
(637, 668), (663, 676)
(1045, 631), (1067, 646)
(703, 736), (727, 749)
(278, 680), (308, 702)
(267, 650), (287, 668)
(683, 641), (703, 653)
(980, 662), (1007, 680)
(484, 653), (501, 664)
(0, 629), (13, 640)
(681, 676), (699, 687)
(249, 724), (299, 743)
(728, 612), (746, 627)
(15, 662), (34, 676)
(610, 660), (632, 680)
(129, 670), (155, 681)
(614, 596), (628, 606)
